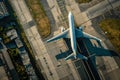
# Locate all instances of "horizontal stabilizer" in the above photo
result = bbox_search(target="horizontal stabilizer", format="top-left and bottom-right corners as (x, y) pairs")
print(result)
(64, 53), (88, 60)
(65, 53), (74, 60)
(77, 53), (88, 60)
(56, 51), (71, 60)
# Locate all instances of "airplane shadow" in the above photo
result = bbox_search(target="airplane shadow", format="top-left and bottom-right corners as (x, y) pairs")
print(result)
(55, 38), (119, 61)
(56, 50), (72, 60)
(83, 38), (119, 57)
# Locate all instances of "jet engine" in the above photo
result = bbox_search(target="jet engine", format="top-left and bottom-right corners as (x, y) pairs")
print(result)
(61, 27), (65, 32)
(79, 26), (83, 31)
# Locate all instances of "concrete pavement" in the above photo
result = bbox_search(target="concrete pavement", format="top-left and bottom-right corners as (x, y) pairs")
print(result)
(9, 0), (79, 80)
(9, 0), (59, 80)
(85, 0), (120, 18)
(9, 0), (120, 80)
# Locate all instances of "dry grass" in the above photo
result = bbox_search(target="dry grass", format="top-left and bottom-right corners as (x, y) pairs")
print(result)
(77, 0), (92, 3)
(99, 18), (120, 53)
(25, 0), (50, 38)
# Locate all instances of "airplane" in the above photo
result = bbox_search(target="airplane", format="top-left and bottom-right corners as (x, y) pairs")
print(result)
(47, 12), (101, 60)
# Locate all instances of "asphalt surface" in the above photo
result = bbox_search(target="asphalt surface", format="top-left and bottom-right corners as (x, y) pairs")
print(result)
(9, 0), (120, 80)
(9, 0), (72, 80)
(64, 38), (101, 80)
(86, 0), (120, 18)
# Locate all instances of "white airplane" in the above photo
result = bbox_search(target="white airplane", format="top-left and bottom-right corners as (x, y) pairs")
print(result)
(47, 12), (101, 60)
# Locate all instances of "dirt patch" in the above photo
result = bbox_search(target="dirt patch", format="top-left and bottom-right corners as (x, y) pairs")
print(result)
(25, 0), (50, 38)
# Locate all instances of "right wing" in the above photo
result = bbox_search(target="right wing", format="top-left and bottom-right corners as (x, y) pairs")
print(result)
(47, 29), (70, 42)
(83, 32), (102, 41)
(75, 28), (101, 41)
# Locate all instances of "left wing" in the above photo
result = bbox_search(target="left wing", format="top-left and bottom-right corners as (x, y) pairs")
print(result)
(75, 28), (101, 41)
(47, 29), (69, 42)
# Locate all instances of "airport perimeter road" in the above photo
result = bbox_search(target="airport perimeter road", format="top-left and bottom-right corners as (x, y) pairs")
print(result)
(9, 0), (59, 80)
(85, 0), (120, 18)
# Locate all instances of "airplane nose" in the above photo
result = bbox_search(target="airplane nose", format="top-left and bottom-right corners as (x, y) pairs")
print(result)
(68, 11), (73, 19)
(69, 12), (72, 16)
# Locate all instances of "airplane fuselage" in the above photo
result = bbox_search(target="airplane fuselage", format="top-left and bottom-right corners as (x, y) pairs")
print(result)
(47, 12), (101, 60)
(69, 12), (77, 55)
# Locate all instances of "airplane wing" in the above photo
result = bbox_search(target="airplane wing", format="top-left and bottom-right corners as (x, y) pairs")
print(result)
(47, 29), (70, 42)
(75, 28), (101, 41)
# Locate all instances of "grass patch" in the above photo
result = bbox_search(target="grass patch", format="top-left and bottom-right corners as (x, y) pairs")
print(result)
(25, 0), (50, 38)
(99, 18), (120, 53)
(76, 0), (92, 4)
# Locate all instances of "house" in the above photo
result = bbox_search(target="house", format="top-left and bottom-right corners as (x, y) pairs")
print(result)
(7, 29), (18, 40)
(0, 0), (9, 19)
(15, 38), (23, 48)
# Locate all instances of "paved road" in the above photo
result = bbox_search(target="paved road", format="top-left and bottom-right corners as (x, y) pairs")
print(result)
(85, 0), (120, 18)
(9, 0), (79, 80)
(9, 0), (60, 80)
(40, 0), (57, 41)
(9, 0), (120, 80)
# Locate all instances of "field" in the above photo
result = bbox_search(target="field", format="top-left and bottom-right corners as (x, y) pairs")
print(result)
(77, 0), (92, 3)
(25, 0), (50, 38)
(99, 18), (120, 53)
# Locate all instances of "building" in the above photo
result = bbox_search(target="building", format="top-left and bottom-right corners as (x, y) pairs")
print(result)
(7, 29), (18, 40)
(15, 38), (23, 48)
(0, 0), (9, 19)
(20, 49), (38, 79)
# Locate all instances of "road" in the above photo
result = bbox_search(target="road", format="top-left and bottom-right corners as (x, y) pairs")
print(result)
(85, 0), (120, 18)
(40, 0), (57, 41)
(9, 0), (59, 80)
(9, 0), (120, 80)
(9, 0), (79, 80)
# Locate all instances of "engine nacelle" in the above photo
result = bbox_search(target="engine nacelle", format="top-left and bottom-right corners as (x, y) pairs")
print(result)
(79, 26), (83, 31)
(61, 27), (65, 32)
